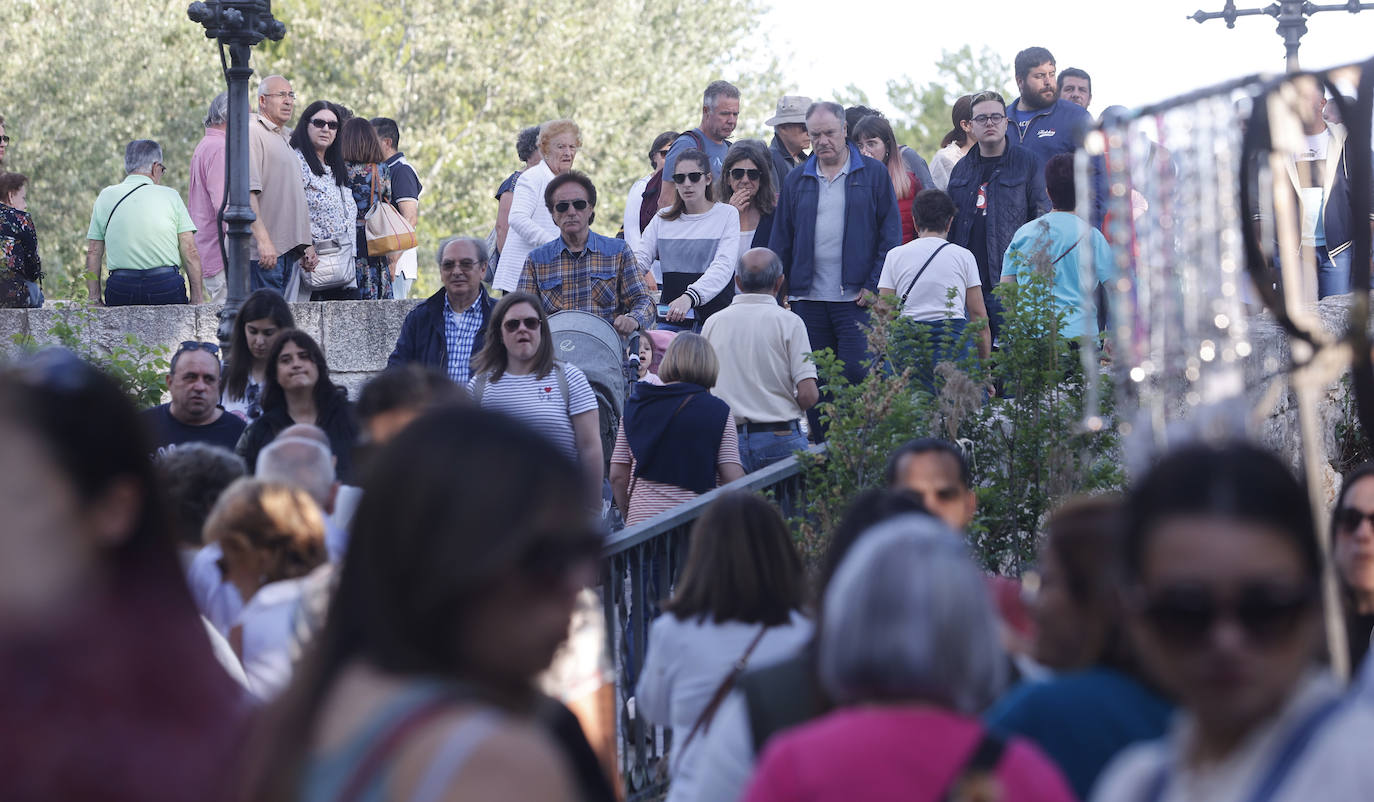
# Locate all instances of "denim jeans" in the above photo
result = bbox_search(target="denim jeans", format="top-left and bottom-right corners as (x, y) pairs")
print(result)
(1318, 246), (1353, 299)
(738, 423), (808, 474)
(104, 267), (188, 306)
(791, 300), (870, 440)
(250, 252), (293, 294)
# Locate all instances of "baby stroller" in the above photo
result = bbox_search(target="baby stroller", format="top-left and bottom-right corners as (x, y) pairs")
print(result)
(547, 311), (640, 471)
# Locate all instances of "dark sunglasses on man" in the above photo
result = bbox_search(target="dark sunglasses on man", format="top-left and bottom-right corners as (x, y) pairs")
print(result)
(554, 199), (588, 213)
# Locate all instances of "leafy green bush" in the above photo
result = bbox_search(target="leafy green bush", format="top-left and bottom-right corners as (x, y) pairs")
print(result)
(9, 304), (169, 408)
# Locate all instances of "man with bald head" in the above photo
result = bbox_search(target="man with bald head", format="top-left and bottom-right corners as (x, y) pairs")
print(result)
(250, 75), (314, 295)
(258, 433), (349, 560)
(702, 247), (819, 472)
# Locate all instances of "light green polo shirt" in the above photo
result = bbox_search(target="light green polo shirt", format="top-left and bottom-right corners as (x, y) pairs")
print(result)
(86, 175), (196, 270)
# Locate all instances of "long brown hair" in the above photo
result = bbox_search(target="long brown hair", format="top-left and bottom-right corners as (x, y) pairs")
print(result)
(853, 114), (912, 200)
(339, 117), (386, 165)
(660, 148), (715, 222)
(472, 292), (555, 381)
(718, 140), (776, 216)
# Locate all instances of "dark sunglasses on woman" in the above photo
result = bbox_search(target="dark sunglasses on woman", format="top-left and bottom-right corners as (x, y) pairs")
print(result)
(309, 118), (338, 131)
(1140, 581), (1315, 648)
(730, 168), (761, 181)
(672, 171), (705, 184)
(502, 316), (541, 333)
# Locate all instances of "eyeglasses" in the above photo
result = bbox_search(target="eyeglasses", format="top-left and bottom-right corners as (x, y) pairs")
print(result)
(1140, 582), (1315, 648)
(730, 168), (761, 181)
(672, 171), (705, 184)
(441, 258), (484, 271)
(1335, 506), (1374, 533)
(176, 340), (220, 356)
(972, 114), (1007, 126)
(502, 316), (541, 333)
(309, 118), (339, 131)
(554, 199), (589, 213)
(263, 91), (296, 100)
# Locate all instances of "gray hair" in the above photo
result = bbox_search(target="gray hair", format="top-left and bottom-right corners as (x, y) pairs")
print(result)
(436, 236), (489, 269)
(516, 126), (541, 163)
(704, 80), (740, 111)
(738, 247), (783, 293)
(806, 101), (847, 125)
(155, 443), (247, 548)
(819, 515), (1007, 713)
(257, 75), (288, 99)
(124, 139), (162, 174)
(204, 92), (229, 127)
(257, 436), (335, 508)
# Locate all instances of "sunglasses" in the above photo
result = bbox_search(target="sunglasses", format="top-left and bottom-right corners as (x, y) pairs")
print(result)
(1140, 582), (1315, 648)
(309, 118), (339, 130)
(502, 316), (541, 333)
(176, 340), (220, 356)
(517, 533), (604, 585)
(1335, 506), (1374, 533)
(730, 168), (761, 181)
(441, 258), (483, 271)
(672, 171), (706, 184)
(554, 199), (589, 213)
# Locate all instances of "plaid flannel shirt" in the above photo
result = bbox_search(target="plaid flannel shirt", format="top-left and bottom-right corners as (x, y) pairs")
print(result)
(517, 230), (653, 330)
(443, 292), (484, 384)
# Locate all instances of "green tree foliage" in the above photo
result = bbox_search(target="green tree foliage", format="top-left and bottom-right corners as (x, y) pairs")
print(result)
(0, 0), (783, 298)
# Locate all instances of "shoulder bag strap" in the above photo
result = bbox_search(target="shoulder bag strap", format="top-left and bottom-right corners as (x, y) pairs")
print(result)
(334, 695), (455, 802)
(1051, 234), (1087, 265)
(676, 626), (768, 758)
(105, 183), (146, 232)
(369, 166), (379, 211)
(555, 361), (570, 419)
(472, 373), (488, 404)
(900, 241), (953, 306)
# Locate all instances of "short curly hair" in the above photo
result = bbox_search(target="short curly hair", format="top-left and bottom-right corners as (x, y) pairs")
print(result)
(538, 119), (581, 157)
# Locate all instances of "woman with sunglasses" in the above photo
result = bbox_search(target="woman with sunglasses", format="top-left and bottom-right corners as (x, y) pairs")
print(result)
(633, 148), (740, 328)
(223, 289), (296, 422)
(289, 100), (356, 300)
(853, 115), (921, 244)
(469, 292), (604, 509)
(1093, 441), (1374, 802)
(624, 130), (678, 286)
(340, 117), (397, 300)
(236, 329), (357, 482)
(238, 406), (601, 802)
(719, 141), (778, 282)
(1330, 462), (1374, 672)
(986, 497), (1171, 799)
(495, 119), (581, 293)
(0, 350), (246, 800)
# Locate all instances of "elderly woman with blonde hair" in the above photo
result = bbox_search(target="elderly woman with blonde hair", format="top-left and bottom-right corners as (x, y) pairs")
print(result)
(204, 475), (327, 698)
(610, 333), (744, 525)
(494, 118), (582, 292)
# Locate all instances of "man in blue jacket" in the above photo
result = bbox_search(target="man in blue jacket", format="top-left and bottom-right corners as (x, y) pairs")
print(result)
(770, 101), (901, 397)
(1007, 46), (1104, 225)
(387, 236), (494, 384)
(948, 91), (1051, 343)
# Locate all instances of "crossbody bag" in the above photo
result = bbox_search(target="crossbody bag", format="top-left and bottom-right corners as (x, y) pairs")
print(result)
(900, 241), (953, 306)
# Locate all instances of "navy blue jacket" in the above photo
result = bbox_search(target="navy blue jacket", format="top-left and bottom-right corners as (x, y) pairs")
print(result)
(947, 143), (1051, 286)
(387, 288), (494, 373)
(769, 142), (902, 295)
(1007, 98), (1106, 224)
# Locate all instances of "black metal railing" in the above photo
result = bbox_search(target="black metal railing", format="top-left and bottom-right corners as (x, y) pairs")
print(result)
(599, 446), (820, 800)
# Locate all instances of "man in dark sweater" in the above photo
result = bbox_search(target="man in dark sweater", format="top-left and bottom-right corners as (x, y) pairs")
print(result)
(142, 342), (245, 455)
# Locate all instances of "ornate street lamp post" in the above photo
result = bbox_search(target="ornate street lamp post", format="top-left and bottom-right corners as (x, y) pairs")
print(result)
(1191, 0), (1374, 72)
(186, 0), (285, 355)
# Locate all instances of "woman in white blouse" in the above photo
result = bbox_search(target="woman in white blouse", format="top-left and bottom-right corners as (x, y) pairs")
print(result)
(494, 118), (581, 292)
(633, 148), (739, 329)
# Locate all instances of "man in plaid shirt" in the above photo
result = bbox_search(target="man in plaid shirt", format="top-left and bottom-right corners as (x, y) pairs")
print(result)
(518, 171), (653, 335)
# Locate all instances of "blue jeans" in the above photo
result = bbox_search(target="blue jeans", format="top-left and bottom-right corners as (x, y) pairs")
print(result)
(1318, 246), (1353, 298)
(791, 300), (870, 441)
(738, 423), (808, 473)
(104, 267), (187, 306)
(905, 318), (971, 393)
(251, 252), (294, 294)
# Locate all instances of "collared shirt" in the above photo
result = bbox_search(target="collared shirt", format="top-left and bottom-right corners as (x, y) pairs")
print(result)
(702, 293), (818, 424)
(518, 230), (654, 330)
(385, 152), (422, 279)
(443, 291), (484, 385)
(795, 152), (855, 302)
(248, 112), (312, 260)
(86, 175), (195, 271)
(187, 128), (226, 278)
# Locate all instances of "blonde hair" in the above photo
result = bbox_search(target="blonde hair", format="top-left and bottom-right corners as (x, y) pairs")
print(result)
(658, 332), (719, 388)
(538, 119), (582, 157)
(203, 478), (327, 584)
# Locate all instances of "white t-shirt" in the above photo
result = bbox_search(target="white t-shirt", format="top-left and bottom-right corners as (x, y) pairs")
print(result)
(469, 362), (598, 461)
(877, 237), (981, 322)
(634, 611), (813, 802)
(235, 576), (308, 700)
(188, 542), (244, 636)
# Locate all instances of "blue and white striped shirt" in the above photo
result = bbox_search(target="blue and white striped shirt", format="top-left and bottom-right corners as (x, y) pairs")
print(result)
(443, 292), (484, 385)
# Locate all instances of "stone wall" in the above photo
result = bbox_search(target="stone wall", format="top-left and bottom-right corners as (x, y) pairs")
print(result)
(0, 299), (423, 398)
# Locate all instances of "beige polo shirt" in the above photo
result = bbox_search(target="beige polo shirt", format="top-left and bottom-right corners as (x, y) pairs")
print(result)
(702, 292), (818, 425)
(248, 113), (312, 260)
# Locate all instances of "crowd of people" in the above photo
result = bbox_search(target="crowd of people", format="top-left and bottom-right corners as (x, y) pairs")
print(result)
(7, 39), (1374, 802)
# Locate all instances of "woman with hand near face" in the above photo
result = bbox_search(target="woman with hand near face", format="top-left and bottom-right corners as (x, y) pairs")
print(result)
(496, 119), (582, 293)
(1093, 442), (1374, 802)
(632, 149), (740, 328)
(222, 289), (296, 422)
(236, 330), (357, 482)
(719, 141), (778, 286)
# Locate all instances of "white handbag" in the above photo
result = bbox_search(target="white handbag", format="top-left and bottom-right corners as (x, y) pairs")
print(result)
(301, 186), (358, 291)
